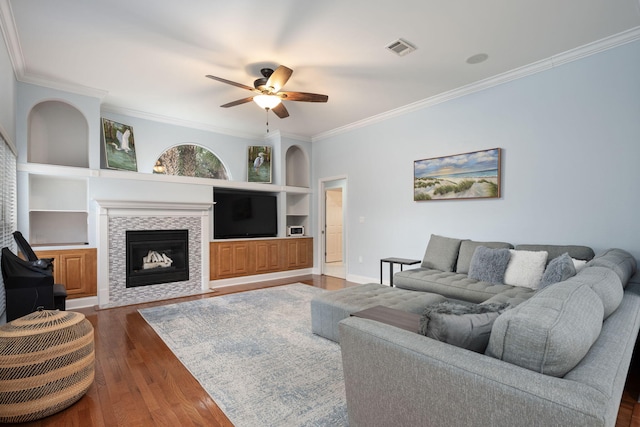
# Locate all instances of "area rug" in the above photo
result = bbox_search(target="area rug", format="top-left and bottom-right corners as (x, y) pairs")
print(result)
(138, 284), (347, 427)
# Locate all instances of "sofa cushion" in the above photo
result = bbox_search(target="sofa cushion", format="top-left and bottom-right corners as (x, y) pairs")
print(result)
(467, 246), (511, 285)
(515, 244), (594, 264)
(311, 283), (446, 342)
(539, 253), (576, 289)
(574, 266), (623, 319)
(486, 280), (604, 377)
(419, 301), (510, 353)
(421, 234), (463, 272)
(456, 240), (513, 274)
(503, 250), (548, 289)
(394, 268), (536, 304)
(587, 248), (637, 288)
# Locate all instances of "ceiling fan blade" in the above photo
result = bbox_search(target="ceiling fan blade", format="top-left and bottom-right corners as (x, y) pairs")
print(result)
(206, 75), (258, 93)
(220, 97), (255, 108)
(271, 102), (290, 119)
(266, 66), (293, 93)
(279, 91), (328, 102)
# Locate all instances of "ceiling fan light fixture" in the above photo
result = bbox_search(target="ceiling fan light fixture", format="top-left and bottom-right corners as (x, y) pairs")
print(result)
(253, 95), (281, 110)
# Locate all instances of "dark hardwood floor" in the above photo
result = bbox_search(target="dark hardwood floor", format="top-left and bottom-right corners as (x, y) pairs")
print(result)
(7, 275), (640, 427)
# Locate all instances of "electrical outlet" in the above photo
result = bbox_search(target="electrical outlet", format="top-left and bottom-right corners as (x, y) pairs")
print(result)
(358, 256), (363, 263)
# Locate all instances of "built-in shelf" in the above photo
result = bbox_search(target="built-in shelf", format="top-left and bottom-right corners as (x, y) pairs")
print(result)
(28, 100), (89, 168)
(285, 146), (309, 188)
(29, 211), (89, 246)
(286, 193), (310, 216)
(29, 175), (88, 246)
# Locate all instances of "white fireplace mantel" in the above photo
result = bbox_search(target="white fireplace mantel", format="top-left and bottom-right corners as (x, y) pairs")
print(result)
(95, 199), (214, 216)
(94, 199), (214, 307)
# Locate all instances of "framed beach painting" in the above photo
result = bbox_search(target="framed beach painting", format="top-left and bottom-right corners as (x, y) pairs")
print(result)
(101, 118), (138, 172)
(414, 148), (501, 201)
(248, 145), (272, 183)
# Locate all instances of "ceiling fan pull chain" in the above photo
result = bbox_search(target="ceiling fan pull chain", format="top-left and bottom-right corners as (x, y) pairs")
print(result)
(265, 108), (270, 133)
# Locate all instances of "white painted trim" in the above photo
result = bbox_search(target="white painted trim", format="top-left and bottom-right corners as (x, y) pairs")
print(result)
(66, 296), (99, 310)
(208, 268), (314, 288)
(94, 199), (213, 213)
(312, 26), (640, 142)
(0, 0), (24, 78)
(20, 74), (109, 100)
(1, 0), (108, 99)
(346, 273), (378, 285)
(18, 161), (315, 193)
(101, 104), (265, 141)
(101, 106), (313, 143)
(318, 176), (348, 279)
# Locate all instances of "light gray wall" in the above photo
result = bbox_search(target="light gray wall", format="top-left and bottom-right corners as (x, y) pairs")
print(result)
(312, 40), (640, 282)
(0, 27), (16, 145)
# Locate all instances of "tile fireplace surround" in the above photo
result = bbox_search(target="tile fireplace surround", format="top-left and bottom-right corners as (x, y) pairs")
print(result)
(95, 200), (213, 308)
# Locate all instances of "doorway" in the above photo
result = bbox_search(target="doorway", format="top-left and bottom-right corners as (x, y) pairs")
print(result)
(320, 178), (346, 279)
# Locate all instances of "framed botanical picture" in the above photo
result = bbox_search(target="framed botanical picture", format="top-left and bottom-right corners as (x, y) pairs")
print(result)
(248, 145), (272, 183)
(101, 118), (138, 172)
(414, 148), (501, 201)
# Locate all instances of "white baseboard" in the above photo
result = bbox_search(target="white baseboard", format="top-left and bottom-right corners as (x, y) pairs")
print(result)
(345, 274), (383, 285)
(66, 296), (99, 310)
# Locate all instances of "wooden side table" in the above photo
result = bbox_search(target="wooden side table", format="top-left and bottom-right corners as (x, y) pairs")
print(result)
(380, 257), (420, 287)
(351, 305), (422, 333)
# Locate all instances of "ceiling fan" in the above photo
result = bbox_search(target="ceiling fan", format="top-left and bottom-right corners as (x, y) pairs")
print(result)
(205, 65), (328, 119)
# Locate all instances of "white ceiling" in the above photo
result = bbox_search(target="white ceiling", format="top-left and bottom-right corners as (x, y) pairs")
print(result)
(3, 0), (640, 140)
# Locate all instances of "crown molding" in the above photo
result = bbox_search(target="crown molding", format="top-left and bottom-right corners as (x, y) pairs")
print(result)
(101, 104), (267, 142)
(18, 73), (109, 100)
(0, 0), (108, 99)
(0, 0), (23, 77)
(312, 26), (640, 142)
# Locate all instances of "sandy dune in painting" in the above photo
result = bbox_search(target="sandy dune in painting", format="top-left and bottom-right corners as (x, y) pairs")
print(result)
(414, 176), (499, 200)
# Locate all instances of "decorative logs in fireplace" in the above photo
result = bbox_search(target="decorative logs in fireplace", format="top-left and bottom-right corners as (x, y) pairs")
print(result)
(125, 230), (188, 288)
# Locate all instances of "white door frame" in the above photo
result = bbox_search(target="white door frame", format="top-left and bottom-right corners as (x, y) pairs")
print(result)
(318, 175), (348, 277)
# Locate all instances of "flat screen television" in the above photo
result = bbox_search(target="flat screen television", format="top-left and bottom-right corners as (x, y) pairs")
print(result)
(214, 189), (278, 239)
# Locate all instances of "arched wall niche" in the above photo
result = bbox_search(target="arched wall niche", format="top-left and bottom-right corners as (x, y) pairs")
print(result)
(28, 100), (89, 168)
(153, 143), (230, 180)
(285, 145), (309, 187)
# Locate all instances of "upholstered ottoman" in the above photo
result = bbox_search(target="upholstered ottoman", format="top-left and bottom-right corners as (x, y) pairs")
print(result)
(0, 310), (95, 423)
(311, 283), (446, 342)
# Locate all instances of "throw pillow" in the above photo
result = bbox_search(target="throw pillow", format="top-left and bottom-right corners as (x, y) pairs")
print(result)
(467, 246), (511, 285)
(420, 301), (510, 353)
(421, 234), (463, 272)
(572, 258), (588, 273)
(538, 253), (576, 289)
(456, 240), (513, 274)
(503, 250), (548, 289)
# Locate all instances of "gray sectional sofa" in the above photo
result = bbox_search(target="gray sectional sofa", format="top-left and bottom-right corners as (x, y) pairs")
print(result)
(323, 235), (640, 427)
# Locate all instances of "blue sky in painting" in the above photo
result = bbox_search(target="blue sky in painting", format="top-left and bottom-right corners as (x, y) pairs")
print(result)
(414, 148), (499, 178)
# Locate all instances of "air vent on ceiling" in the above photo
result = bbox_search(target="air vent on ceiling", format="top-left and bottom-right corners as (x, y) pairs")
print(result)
(385, 38), (417, 56)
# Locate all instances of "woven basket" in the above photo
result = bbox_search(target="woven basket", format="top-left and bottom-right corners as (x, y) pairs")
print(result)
(0, 310), (95, 423)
